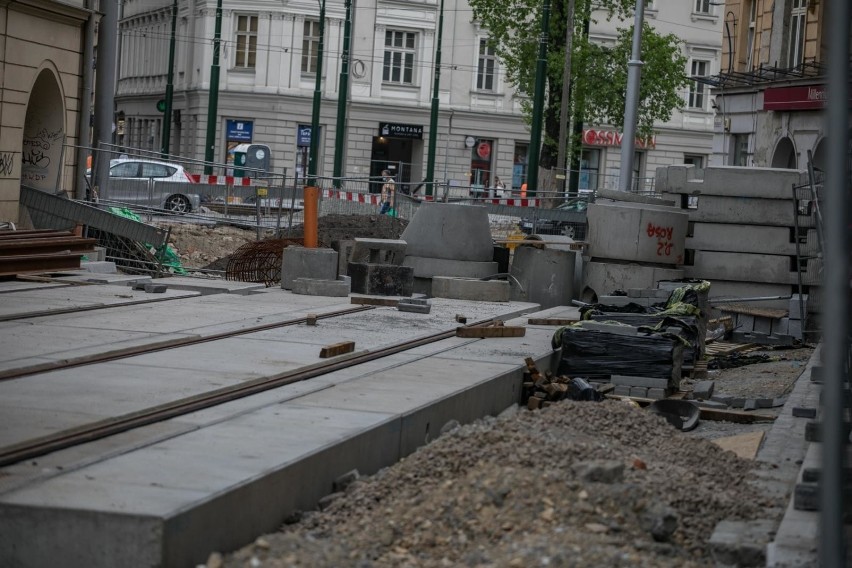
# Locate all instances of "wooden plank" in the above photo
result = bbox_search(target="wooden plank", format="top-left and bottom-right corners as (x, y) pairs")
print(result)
(351, 296), (399, 307)
(319, 341), (356, 358)
(456, 326), (526, 338)
(711, 431), (765, 459)
(527, 317), (580, 326)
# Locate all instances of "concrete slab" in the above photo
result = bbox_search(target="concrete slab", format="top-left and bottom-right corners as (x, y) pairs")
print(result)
(688, 223), (797, 256)
(403, 255), (499, 279)
(432, 277), (510, 301)
(689, 250), (793, 285)
(509, 246), (575, 308)
(582, 261), (683, 301)
(135, 276), (266, 295)
(401, 202), (493, 261)
(281, 247), (338, 290)
(587, 201), (688, 265)
(680, 195), (811, 228)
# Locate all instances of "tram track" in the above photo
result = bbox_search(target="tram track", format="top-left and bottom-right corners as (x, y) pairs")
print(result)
(0, 304), (374, 381)
(0, 315), (502, 468)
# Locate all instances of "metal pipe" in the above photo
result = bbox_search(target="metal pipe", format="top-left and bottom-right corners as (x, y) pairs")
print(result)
(308, 0), (327, 183)
(161, 0), (178, 157)
(203, 0), (223, 174)
(556, 0), (576, 195)
(332, 0), (353, 188)
(92, 0), (119, 198)
(424, 0), (446, 194)
(526, 0), (552, 196)
(819, 0), (850, 564)
(75, 2), (96, 200)
(618, 0), (645, 193)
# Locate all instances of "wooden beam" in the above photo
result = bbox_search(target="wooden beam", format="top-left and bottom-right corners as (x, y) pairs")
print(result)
(351, 297), (399, 307)
(456, 326), (526, 338)
(527, 318), (580, 326)
(319, 341), (356, 358)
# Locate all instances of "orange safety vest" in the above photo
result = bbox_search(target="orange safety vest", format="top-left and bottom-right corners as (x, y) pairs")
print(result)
(520, 183), (527, 198)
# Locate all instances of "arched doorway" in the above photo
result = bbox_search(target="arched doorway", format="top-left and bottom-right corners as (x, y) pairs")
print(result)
(22, 68), (65, 191)
(771, 136), (797, 169)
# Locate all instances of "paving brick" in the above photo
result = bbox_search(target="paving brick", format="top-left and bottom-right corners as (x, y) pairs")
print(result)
(792, 407), (817, 418)
(753, 317), (772, 335)
(397, 302), (431, 314)
(647, 388), (668, 400)
(709, 519), (776, 567)
(793, 483), (818, 511)
(630, 386), (649, 398)
(692, 380), (715, 400)
(735, 313), (755, 332)
(613, 385), (631, 396)
(789, 294), (808, 320)
(144, 283), (168, 293)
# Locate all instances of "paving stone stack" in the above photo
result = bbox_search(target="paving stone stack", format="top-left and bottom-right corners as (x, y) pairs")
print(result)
(657, 165), (819, 322)
(347, 238), (413, 296)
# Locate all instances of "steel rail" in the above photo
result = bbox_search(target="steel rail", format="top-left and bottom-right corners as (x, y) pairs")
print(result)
(0, 315), (500, 468)
(0, 304), (374, 381)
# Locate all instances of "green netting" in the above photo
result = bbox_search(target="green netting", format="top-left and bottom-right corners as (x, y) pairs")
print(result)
(108, 207), (186, 275)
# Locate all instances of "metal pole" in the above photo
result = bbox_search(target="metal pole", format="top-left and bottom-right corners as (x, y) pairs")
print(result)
(75, 2), (95, 200)
(424, 0), (445, 196)
(308, 0), (327, 184)
(332, 0), (353, 188)
(203, 0), (223, 175)
(618, 0), (645, 192)
(556, 0), (575, 196)
(92, 0), (118, 198)
(161, 0), (178, 158)
(527, 0), (551, 197)
(819, 0), (850, 565)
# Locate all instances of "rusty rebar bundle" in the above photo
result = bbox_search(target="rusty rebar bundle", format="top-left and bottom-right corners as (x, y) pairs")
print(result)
(226, 238), (302, 286)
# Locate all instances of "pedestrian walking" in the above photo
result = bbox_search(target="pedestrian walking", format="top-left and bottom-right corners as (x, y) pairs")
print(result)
(380, 170), (396, 216)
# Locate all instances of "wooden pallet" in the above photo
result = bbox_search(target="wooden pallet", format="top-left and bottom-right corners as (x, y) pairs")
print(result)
(704, 341), (757, 357)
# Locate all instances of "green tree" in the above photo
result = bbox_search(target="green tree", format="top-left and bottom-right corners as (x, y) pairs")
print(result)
(470, 0), (689, 169)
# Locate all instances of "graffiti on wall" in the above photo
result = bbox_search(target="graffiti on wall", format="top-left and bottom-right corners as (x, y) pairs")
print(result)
(22, 128), (62, 186)
(0, 152), (14, 176)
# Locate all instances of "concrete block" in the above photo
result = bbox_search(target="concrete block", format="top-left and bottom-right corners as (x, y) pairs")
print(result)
(350, 238), (407, 265)
(403, 255), (498, 279)
(509, 246), (575, 309)
(291, 277), (350, 297)
(771, 317), (789, 336)
(400, 202), (494, 261)
(647, 388), (668, 400)
(598, 295), (658, 307)
(431, 277), (509, 302)
(399, 298), (429, 306)
(687, 223), (797, 255)
(693, 380), (715, 400)
(331, 239), (356, 276)
(613, 386), (631, 396)
(792, 407), (817, 418)
(788, 319), (803, 340)
(629, 386), (649, 398)
(709, 519), (777, 567)
(586, 201), (688, 265)
(700, 166), (808, 199)
(79, 261), (117, 274)
(753, 316), (772, 335)
(626, 288), (670, 299)
(794, 482), (818, 511)
(689, 250), (793, 285)
(611, 375), (672, 389)
(348, 263), (413, 297)
(397, 303), (431, 314)
(789, 294), (808, 319)
(89, 246), (106, 262)
(582, 261), (683, 302)
(578, 322), (639, 336)
(701, 280), (793, 311)
(281, 247), (338, 290)
(735, 313), (755, 332)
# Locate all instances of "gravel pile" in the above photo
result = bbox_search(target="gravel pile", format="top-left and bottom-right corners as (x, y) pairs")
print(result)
(220, 400), (781, 567)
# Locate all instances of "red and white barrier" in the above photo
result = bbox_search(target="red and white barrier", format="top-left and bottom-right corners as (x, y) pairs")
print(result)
(188, 174), (254, 186)
(322, 189), (382, 206)
(483, 198), (540, 207)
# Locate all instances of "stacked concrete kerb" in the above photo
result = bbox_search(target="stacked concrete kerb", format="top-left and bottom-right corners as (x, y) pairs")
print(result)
(658, 164), (817, 316)
(581, 197), (687, 301)
(401, 202), (498, 295)
(281, 246), (339, 290)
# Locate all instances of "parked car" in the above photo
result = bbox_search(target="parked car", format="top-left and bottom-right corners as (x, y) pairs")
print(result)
(519, 198), (588, 240)
(89, 159), (200, 213)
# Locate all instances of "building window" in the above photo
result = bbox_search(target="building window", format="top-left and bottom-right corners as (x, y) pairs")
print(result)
(694, 0), (712, 14)
(235, 15), (257, 69)
(632, 151), (645, 192)
(383, 30), (416, 85)
(688, 60), (709, 110)
(579, 149), (600, 192)
(745, 0), (757, 70)
(732, 134), (749, 166)
(683, 154), (705, 170)
(476, 39), (497, 91)
(787, 0), (807, 68)
(302, 20), (321, 74)
(469, 139), (494, 196)
(513, 143), (528, 189)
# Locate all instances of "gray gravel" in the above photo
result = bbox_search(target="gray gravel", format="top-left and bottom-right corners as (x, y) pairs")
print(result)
(219, 400), (783, 568)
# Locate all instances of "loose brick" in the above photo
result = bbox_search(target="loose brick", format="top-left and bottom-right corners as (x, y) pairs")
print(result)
(792, 406), (817, 418)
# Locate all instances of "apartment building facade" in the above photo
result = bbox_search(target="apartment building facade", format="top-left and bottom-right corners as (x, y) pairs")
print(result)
(115, 0), (721, 194)
(707, 0), (833, 170)
(0, 0), (90, 224)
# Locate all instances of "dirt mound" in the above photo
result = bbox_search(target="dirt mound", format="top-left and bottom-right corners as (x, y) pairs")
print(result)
(222, 401), (780, 567)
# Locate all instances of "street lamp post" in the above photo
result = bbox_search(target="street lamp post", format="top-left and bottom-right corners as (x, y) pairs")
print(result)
(203, 0), (223, 174)
(308, 0), (327, 185)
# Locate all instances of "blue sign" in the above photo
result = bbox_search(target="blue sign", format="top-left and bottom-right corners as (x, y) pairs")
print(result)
(226, 120), (253, 141)
(297, 125), (312, 147)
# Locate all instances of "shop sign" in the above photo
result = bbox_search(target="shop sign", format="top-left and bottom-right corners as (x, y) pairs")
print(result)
(226, 119), (253, 141)
(379, 122), (423, 139)
(763, 85), (827, 111)
(583, 128), (656, 149)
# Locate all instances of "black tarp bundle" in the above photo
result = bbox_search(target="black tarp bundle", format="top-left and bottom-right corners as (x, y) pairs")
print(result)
(554, 326), (684, 380)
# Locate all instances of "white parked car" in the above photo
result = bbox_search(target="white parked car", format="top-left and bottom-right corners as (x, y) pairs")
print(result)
(92, 159), (201, 214)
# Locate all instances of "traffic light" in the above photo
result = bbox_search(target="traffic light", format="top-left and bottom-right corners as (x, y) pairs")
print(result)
(156, 99), (166, 112)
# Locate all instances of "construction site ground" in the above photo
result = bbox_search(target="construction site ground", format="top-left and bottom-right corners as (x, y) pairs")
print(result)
(0, 218), (826, 567)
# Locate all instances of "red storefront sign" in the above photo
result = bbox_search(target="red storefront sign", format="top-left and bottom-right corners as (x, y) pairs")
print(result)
(763, 85), (827, 111)
(582, 128), (657, 149)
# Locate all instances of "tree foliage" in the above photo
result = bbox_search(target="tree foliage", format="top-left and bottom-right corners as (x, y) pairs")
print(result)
(469, 0), (689, 167)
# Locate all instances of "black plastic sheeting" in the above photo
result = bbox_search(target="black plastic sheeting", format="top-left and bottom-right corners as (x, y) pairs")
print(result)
(556, 327), (684, 379)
